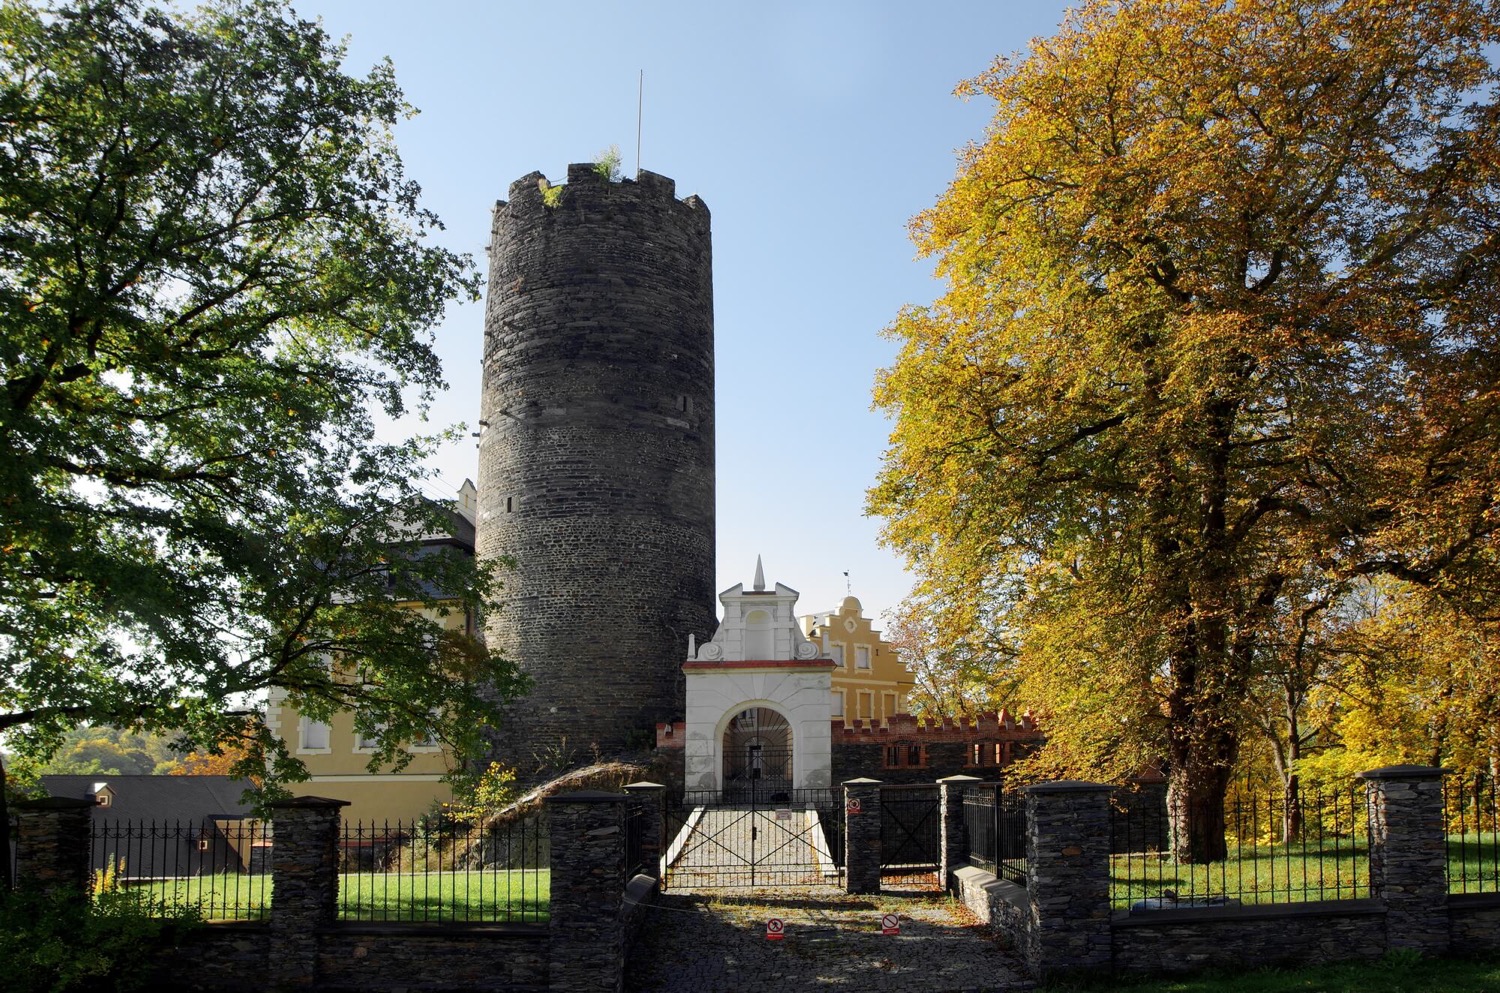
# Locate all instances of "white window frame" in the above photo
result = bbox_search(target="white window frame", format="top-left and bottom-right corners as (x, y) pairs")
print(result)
(855, 645), (871, 669)
(830, 689), (845, 718)
(299, 717), (331, 753)
(830, 643), (846, 667)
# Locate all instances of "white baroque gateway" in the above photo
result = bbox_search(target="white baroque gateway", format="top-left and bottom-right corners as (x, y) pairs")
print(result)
(681, 558), (835, 793)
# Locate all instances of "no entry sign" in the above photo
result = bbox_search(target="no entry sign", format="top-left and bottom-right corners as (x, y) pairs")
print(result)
(766, 918), (785, 941)
(881, 913), (900, 935)
(846, 797), (862, 815)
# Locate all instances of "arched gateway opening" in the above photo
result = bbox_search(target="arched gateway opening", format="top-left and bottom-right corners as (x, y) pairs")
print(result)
(722, 707), (792, 799)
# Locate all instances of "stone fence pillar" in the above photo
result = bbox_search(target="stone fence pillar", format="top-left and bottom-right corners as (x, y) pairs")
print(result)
(938, 775), (982, 890)
(1024, 781), (1113, 979)
(267, 796), (348, 991)
(1358, 765), (1450, 955)
(623, 782), (666, 882)
(843, 778), (881, 895)
(13, 796), (95, 902)
(547, 790), (627, 993)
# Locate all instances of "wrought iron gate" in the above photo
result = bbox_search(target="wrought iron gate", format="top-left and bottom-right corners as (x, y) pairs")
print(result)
(880, 784), (941, 888)
(663, 783), (844, 890)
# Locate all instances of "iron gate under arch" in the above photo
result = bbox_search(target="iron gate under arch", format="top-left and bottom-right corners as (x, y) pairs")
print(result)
(662, 780), (844, 890)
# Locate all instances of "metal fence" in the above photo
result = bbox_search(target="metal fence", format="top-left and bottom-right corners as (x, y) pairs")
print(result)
(963, 784), (1026, 885)
(88, 819), (270, 921)
(1446, 774), (1499, 895)
(624, 803), (646, 878)
(1109, 781), (1370, 909)
(337, 817), (548, 923)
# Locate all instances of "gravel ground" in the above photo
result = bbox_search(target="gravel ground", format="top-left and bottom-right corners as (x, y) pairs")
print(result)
(625, 883), (1033, 992)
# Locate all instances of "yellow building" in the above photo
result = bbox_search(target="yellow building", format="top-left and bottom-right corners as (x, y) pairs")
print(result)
(799, 596), (915, 725)
(263, 481), (479, 825)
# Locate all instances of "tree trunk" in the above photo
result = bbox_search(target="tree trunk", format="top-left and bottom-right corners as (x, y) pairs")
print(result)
(1166, 741), (1235, 864)
(1282, 774), (1302, 845)
(0, 756), (11, 896)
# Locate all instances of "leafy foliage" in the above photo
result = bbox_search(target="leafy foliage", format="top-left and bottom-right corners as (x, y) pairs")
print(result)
(443, 760), (520, 825)
(0, 886), (200, 993)
(14, 725), (181, 776)
(0, 0), (523, 790)
(872, 0), (1500, 859)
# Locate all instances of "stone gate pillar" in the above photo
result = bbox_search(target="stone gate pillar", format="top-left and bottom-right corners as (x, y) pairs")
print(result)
(1358, 765), (1450, 955)
(547, 790), (627, 993)
(13, 796), (95, 903)
(1024, 781), (1113, 978)
(843, 778), (881, 895)
(938, 775), (982, 890)
(267, 796), (348, 991)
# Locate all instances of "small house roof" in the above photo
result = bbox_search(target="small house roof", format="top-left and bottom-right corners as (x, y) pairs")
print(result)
(41, 775), (255, 824)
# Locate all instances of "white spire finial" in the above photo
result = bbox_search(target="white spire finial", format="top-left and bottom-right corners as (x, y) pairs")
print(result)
(753, 555), (765, 592)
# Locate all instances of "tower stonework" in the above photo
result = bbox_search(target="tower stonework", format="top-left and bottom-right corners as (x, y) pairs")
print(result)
(477, 165), (716, 764)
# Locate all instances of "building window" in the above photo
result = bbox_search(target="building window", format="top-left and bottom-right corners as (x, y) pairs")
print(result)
(830, 643), (845, 667)
(883, 742), (927, 769)
(301, 718), (330, 751)
(855, 645), (871, 669)
(882, 692), (896, 718)
(830, 690), (844, 718)
(857, 691), (873, 720)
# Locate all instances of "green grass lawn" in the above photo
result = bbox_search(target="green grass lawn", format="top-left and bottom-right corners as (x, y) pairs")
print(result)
(1044, 951), (1500, 992)
(1112, 832), (1500, 907)
(1448, 832), (1500, 895)
(123, 869), (549, 922)
(339, 868), (549, 922)
(1110, 838), (1370, 909)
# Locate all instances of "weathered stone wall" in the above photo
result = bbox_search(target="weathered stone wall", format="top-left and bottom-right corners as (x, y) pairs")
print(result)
(12, 797), (94, 901)
(12, 788), (669, 993)
(317, 925), (548, 992)
(1360, 765), (1450, 954)
(1449, 895), (1500, 952)
(944, 766), (1474, 981)
(843, 779), (882, 895)
(147, 923), (272, 993)
(478, 166), (717, 763)
(1112, 902), (1388, 973)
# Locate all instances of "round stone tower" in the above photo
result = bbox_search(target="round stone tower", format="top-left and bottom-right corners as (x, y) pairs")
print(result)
(477, 165), (716, 765)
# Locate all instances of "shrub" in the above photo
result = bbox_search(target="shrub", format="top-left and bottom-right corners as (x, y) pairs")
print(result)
(0, 887), (200, 993)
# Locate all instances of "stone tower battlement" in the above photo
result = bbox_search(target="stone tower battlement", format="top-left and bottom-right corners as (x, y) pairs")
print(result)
(477, 166), (717, 765)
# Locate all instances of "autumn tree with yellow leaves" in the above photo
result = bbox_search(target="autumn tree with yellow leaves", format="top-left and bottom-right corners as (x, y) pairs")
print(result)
(871, 0), (1500, 861)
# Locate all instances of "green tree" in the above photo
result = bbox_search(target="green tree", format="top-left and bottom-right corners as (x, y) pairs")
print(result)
(0, 0), (524, 885)
(23, 725), (181, 776)
(871, 0), (1500, 860)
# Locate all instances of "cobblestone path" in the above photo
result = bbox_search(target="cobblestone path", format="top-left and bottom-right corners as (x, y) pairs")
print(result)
(625, 883), (1032, 992)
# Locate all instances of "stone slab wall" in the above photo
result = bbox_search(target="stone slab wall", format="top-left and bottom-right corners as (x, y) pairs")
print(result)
(317, 925), (548, 992)
(148, 922), (271, 993)
(1449, 895), (1500, 953)
(951, 865), (1027, 945)
(150, 923), (549, 993)
(1112, 902), (1388, 973)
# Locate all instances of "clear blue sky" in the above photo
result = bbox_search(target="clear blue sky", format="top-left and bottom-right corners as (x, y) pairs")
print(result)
(304, 0), (1075, 624)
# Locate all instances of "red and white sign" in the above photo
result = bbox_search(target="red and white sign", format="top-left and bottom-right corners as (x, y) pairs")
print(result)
(846, 797), (862, 815)
(881, 913), (900, 935)
(766, 918), (785, 940)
